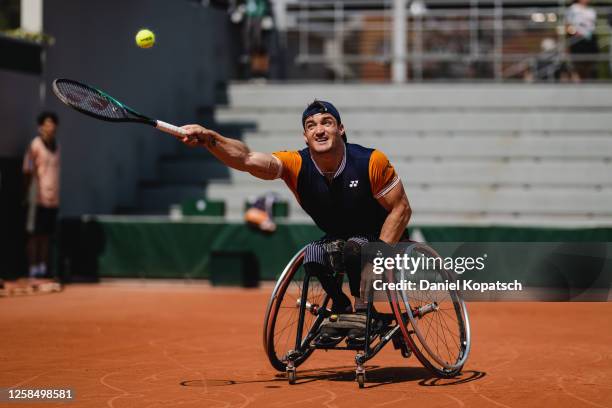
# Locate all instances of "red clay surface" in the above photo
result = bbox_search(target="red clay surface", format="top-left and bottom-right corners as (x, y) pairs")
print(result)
(1, 282), (612, 408)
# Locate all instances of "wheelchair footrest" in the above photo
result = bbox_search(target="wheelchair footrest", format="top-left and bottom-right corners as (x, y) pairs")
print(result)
(320, 313), (367, 330)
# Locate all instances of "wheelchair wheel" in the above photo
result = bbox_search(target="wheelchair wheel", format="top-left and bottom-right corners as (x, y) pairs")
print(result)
(388, 242), (471, 378)
(263, 247), (329, 372)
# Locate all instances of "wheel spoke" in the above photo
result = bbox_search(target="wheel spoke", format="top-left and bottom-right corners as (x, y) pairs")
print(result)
(390, 244), (470, 374)
(270, 262), (324, 367)
(434, 310), (454, 363)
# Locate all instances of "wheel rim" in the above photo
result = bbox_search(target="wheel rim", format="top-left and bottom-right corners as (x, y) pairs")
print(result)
(263, 248), (328, 370)
(390, 243), (471, 372)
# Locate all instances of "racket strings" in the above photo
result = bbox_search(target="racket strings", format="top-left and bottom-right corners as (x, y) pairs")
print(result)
(54, 80), (127, 120)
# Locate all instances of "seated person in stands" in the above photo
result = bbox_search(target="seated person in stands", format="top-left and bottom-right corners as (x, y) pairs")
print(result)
(179, 100), (411, 347)
(245, 192), (280, 233)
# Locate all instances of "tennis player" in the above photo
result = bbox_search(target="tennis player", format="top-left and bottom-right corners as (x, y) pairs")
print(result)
(23, 112), (61, 280)
(180, 100), (411, 346)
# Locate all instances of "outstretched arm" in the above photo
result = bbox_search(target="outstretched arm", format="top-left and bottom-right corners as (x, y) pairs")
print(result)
(181, 124), (281, 180)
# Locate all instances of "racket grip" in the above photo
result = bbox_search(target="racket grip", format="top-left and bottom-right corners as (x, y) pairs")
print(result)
(156, 120), (187, 138)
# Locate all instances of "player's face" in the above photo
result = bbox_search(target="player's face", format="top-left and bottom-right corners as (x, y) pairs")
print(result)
(39, 118), (57, 140)
(303, 113), (345, 154)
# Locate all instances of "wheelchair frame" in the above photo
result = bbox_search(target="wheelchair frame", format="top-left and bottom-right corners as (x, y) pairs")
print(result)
(263, 242), (471, 388)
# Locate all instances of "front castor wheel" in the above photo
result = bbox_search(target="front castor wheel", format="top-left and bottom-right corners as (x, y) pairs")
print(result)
(356, 372), (365, 388)
(355, 353), (366, 388)
(287, 369), (296, 384)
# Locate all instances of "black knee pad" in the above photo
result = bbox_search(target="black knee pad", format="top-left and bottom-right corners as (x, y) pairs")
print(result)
(343, 241), (363, 297)
(323, 239), (345, 273)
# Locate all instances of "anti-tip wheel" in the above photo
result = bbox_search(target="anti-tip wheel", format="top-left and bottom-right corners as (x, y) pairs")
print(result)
(356, 372), (365, 388)
(287, 370), (296, 385)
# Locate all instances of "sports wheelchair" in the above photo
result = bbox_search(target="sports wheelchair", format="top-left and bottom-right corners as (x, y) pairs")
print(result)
(263, 240), (471, 388)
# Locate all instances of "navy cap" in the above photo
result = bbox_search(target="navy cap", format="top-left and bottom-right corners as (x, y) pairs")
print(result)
(302, 100), (346, 142)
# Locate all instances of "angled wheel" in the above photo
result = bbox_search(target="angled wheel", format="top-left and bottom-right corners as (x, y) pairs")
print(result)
(263, 247), (329, 371)
(287, 369), (296, 385)
(356, 372), (365, 388)
(388, 243), (471, 378)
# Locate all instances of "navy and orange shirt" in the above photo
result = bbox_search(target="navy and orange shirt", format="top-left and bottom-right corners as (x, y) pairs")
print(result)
(273, 143), (400, 238)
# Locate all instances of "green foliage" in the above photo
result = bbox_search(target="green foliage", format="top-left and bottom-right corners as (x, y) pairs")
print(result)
(1, 28), (55, 45)
(0, 1), (54, 45)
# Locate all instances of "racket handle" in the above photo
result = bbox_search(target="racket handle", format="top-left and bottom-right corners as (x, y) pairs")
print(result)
(156, 120), (187, 138)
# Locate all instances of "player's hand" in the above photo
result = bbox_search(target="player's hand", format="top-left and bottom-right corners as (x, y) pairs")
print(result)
(180, 124), (213, 147)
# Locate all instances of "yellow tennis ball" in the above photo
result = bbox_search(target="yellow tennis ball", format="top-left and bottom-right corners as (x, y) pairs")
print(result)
(135, 29), (155, 49)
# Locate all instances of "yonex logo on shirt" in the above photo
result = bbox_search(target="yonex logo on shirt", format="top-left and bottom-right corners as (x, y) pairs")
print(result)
(349, 180), (359, 188)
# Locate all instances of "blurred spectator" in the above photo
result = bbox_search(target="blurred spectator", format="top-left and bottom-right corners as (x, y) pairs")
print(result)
(23, 112), (60, 279)
(565, 0), (599, 81)
(523, 38), (573, 82)
(245, 192), (279, 233)
(231, 0), (274, 79)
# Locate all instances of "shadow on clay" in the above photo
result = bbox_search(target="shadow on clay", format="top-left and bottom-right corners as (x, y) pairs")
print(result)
(180, 366), (486, 389)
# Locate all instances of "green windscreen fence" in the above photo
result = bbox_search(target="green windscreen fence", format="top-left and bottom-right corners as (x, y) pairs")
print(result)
(181, 199), (225, 216)
(58, 218), (612, 281)
(59, 219), (322, 280)
(421, 226), (612, 242)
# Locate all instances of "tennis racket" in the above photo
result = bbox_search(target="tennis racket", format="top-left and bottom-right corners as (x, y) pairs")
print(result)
(52, 78), (188, 139)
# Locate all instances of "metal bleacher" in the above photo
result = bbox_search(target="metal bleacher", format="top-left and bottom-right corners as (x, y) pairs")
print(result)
(192, 83), (612, 227)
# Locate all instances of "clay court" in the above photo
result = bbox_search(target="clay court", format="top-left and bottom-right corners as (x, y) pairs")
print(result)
(1, 282), (611, 408)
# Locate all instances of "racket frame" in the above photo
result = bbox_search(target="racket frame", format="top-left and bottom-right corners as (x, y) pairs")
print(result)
(52, 78), (187, 138)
